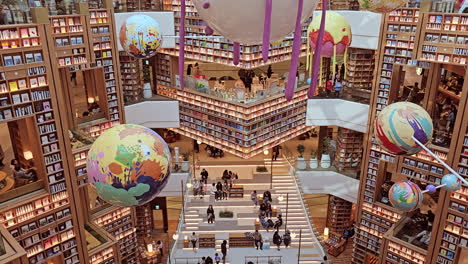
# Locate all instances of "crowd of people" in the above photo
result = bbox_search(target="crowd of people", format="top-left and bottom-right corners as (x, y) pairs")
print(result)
(190, 232), (228, 264)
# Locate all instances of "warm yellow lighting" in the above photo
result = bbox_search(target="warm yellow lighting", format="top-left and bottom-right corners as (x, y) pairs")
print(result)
(324, 227), (329, 238)
(172, 234), (179, 240)
(278, 196), (284, 202)
(197, 140), (202, 145)
(291, 232), (297, 239)
(147, 244), (153, 252)
(263, 150), (269, 155)
(186, 182), (193, 188)
(87, 97), (95, 104)
(24, 151), (33, 160)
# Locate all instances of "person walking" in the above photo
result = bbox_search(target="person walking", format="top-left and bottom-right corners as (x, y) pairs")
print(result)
(334, 78), (342, 98)
(283, 230), (291, 248)
(189, 232), (198, 251)
(222, 181), (229, 200)
(214, 253), (221, 264)
(200, 169), (209, 184)
(251, 190), (258, 207)
(274, 214), (283, 231)
(207, 205), (215, 224)
(221, 240), (227, 263)
(273, 231), (282, 251)
(253, 230), (263, 250)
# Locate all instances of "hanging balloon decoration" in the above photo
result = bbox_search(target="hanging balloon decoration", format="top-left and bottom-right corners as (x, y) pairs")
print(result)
(306, 11), (352, 97)
(358, 0), (410, 13)
(119, 15), (163, 59)
(374, 102), (468, 213)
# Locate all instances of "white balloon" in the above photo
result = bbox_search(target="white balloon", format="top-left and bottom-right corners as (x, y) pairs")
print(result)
(193, 0), (319, 45)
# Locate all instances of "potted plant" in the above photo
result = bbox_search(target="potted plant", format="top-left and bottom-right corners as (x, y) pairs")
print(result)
(219, 210), (234, 218)
(142, 64), (152, 99)
(296, 144), (306, 170)
(181, 152), (190, 172)
(309, 150), (318, 169)
(320, 137), (331, 169)
(256, 166), (268, 173)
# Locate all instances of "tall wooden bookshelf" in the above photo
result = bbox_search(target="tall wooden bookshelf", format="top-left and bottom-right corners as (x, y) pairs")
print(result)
(120, 51), (142, 103)
(334, 127), (363, 173)
(344, 48), (375, 103)
(353, 9), (468, 264)
(135, 204), (152, 239)
(327, 195), (353, 234)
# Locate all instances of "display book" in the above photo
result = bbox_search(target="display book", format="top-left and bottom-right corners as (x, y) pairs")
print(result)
(89, 246), (114, 264)
(119, 51), (142, 103)
(334, 127), (363, 171)
(49, 15), (89, 70)
(93, 206), (138, 262)
(175, 87), (309, 158)
(89, 9), (120, 123)
(155, 53), (172, 87)
(419, 13), (468, 65)
(344, 47), (375, 102)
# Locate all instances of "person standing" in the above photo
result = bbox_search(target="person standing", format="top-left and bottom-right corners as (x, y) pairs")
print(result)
(326, 79), (333, 98)
(193, 180), (200, 196)
(221, 240), (228, 263)
(207, 205), (215, 224)
(253, 230), (263, 250)
(200, 169), (208, 184)
(222, 181), (229, 200)
(210, 183), (217, 199)
(265, 201), (272, 218)
(189, 232), (198, 251)
(187, 64), (193, 76)
(251, 190), (258, 207)
(0, 144), (5, 168)
(199, 180), (205, 199)
(156, 240), (164, 256)
(334, 78), (342, 98)
(283, 230), (291, 248)
(214, 253), (221, 264)
(273, 231), (282, 251)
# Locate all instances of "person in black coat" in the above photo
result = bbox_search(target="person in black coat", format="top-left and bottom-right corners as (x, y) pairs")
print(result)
(215, 181), (223, 200)
(273, 231), (282, 251)
(221, 240), (227, 263)
(274, 214), (283, 231)
(263, 190), (272, 203)
(205, 256), (213, 264)
(265, 201), (272, 218)
(200, 169), (208, 184)
(207, 205), (215, 224)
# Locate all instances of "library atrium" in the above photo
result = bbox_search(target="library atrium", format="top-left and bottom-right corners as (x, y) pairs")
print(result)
(0, 0), (467, 264)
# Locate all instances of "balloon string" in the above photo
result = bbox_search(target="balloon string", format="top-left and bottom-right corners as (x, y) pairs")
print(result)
(178, 0), (186, 90)
(285, 0), (304, 101)
(262, 0), (273, 62)
(233, 42), (240, 65)
(308, 0), (327, 98)
(332, 45), (336, 81)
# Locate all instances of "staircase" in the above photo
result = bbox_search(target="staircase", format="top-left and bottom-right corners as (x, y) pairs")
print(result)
(169, 158), (325, 264)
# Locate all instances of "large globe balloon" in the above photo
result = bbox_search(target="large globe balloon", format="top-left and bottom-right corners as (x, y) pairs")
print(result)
(119, 15), (163, 59)
(389, 181), (423, 212)
(442, 174), (461, 192)
(192, 0), (319, 45)
(358, 0), (410, 13)
(87, 124), (171, 207)
(374, 102), (433, 155)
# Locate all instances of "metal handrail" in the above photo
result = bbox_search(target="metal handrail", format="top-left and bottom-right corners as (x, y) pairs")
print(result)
(281, 150), (327, 260)
(244, 255), (282, 264)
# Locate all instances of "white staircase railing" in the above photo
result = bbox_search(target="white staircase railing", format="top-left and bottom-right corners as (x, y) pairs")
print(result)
(281, 154), (327, 261)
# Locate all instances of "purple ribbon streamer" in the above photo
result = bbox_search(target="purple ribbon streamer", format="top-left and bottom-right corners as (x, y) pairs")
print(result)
(285, 0), (304, 101)
(308, 0), (327, 98)
(233, 42), (240, 65)
(178, 0), (186, 89)
(262, 0), (272, 62)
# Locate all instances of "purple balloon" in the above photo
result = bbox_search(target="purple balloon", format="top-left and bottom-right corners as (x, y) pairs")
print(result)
(233, 42), (240, 65)
(426, 185), (436, 193)
(285, 0), (304, 101)
(202, 1), (210, 8)
(178, 0), (186, 90)
(205, 25), (214, 35)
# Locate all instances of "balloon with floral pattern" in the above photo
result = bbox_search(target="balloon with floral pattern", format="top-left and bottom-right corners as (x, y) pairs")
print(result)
(119, 15), (163, 59)
(389, 181), (423, 212)
(86, 124), (171, 207)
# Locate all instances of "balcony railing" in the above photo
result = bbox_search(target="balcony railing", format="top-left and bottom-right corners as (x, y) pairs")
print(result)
(244, 255), (282, 264)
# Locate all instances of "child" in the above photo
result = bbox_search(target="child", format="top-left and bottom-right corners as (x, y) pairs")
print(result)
(214, 253), (221, 264)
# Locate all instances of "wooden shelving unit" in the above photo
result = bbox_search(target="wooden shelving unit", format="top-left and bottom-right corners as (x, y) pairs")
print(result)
(334, 128), (363, 172)
(135, 204), (152, 238)
(229, 233), (253, 248)
(119, 51), (142, 103)
(154, 53), (172, 87)
(175, 87), (310, 158)
(327, 195), (352, 234)
(198, 234), (215, 248)
(344, 48), (375, 103)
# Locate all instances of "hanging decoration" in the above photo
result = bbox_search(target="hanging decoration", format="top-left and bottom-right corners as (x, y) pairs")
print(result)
(306, 11), (352, 96)
(192, 0), (319, 64)
(374, 102), (468, 213)
(178, 0), (186, 89)
(119, 15), (163, 59)
(374, 102), (433, 156)
(86, 124), (171, 207)
(358, 0), (410, 13)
